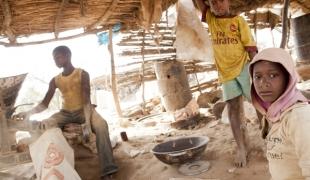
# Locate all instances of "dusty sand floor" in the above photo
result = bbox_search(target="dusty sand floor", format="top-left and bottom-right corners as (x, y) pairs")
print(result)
(75, 114), (270, 180)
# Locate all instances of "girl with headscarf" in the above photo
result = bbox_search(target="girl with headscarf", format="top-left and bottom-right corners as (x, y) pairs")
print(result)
(249, 48), (310, 179)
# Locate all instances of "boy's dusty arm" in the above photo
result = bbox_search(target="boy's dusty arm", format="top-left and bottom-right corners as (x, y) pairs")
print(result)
(81, 70), (93, 141)
(16, 78), (56, 119)
(81, 70), (91, 106)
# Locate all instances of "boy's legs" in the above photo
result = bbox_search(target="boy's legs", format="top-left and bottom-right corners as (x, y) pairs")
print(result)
(90, 108), (118, 178)
(39, 110), (84, 129)
(222, 63), (250, 167)
(226, 95), (248, 167)
(39, 110), (72, 129)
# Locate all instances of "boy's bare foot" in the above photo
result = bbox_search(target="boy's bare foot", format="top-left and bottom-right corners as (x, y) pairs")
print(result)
(234, 148), (247, 167)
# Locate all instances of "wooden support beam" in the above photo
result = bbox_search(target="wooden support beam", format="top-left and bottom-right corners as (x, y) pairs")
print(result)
(280, 0), (290, 48)
(54, 0), (68, 39)
(121, 48), (176, 56)
(140, 30), (146, 111)
(0, 28), (105, 47)
(117, 41), (173, 47)
(1, 0), (16, 43)
(88, 0), (119, 30)
(80, 0), (86, 16)
(121, 36), (175, 43)
(108, 27), (123, 117)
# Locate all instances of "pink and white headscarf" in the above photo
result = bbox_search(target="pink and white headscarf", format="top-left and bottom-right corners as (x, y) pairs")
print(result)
(249, 48), (308, 123)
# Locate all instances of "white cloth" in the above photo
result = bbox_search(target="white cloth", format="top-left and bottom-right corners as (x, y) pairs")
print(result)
(266, 103), (310, 180)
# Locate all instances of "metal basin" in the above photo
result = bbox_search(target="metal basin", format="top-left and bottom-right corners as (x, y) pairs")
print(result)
(151, 136), (209, 165)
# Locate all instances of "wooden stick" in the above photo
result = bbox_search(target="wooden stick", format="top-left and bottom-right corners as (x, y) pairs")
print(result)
(80, 0), (86, 16)
(54, 0), (68, 39)
(141, 29), (146, 111)
(192, 62), (202, 94)
(1, 0), (16, 43)
(0, 28), (105, 47)
(121, 48), (176, 56)
(108, 26), (123, 117)
(254, 10), (257, 41)
(280, 0), (290, 48)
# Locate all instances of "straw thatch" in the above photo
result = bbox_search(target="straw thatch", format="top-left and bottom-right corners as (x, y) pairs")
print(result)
(0, 0), (178, 46)
(0, 0), (309, 46)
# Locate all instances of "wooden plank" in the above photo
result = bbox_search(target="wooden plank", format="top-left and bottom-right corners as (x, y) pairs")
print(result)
(121, 48), (176, 56)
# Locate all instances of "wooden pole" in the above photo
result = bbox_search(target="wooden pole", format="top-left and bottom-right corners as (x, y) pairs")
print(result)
(54, 0), (68, 39)
(280, 0), (290, 48)
(140, 30), (146, 112)
(1, 0), (16, 43)
(108, 27), (122, 117)
(254, 10), (257, 41)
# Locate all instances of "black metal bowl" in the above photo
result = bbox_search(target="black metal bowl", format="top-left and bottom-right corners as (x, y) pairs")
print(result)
(151, 136), (209, 165)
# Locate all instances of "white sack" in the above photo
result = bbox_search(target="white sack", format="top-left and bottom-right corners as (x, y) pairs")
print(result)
(175, 0), (214, 62)
(29, 128), (81, 180)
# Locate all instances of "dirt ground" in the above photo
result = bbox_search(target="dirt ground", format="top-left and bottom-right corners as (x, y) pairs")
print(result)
(75, 113), (270, 180)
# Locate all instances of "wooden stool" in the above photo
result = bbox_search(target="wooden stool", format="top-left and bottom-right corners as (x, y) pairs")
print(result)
(62, 123), (97, 154)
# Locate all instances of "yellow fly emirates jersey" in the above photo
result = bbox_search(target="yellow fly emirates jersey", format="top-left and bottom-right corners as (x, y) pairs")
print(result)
(206, 10), (256, 82)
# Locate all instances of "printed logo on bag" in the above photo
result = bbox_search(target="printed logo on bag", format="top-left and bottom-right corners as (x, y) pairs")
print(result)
(44, 143), (65, 168)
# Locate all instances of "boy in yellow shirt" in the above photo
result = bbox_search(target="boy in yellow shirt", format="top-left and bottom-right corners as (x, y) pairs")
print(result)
(195, 0), (257, 167)
(17, 46), (117, 180)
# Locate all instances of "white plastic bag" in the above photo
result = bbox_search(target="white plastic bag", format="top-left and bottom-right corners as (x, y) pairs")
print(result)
(29, 128), (81, 180)
(174, 0), (214, 62)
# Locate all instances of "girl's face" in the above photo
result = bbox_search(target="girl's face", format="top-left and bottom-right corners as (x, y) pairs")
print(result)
(253, 60), (288, 103)
(209, 0), (230, 16)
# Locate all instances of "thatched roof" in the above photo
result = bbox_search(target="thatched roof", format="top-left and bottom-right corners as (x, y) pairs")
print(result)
(0, 0), (309, 46)
(0, 0), (177, 46)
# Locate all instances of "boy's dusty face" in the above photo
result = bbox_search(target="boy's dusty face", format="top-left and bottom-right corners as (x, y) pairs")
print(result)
(209, 0), (230, 16)
(53, 51), (68, 68)
(252, 60), (288, 103)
